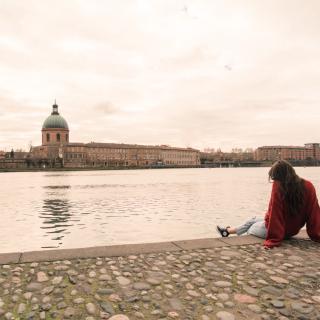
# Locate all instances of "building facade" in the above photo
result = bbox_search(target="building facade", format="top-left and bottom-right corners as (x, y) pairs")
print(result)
(305, 143), (320, 160)
(254, 144), (320, 161)
(62, 143), (199, 168)
(31, 103), (200, 168)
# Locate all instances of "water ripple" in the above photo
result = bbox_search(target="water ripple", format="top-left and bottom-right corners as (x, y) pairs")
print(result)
(0, 167), (319, 252)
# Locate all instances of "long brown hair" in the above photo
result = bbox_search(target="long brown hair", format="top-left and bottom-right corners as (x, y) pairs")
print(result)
(268, 160), (305, 215)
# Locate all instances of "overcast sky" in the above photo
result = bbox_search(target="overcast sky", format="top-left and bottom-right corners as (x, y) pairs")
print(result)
(0, 0), (319, 151)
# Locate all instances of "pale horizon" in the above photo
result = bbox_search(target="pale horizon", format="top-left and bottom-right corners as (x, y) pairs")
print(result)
(1, 0), (320, 152)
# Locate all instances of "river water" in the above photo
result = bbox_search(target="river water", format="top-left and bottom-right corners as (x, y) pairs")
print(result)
(0, 167), (319, 253)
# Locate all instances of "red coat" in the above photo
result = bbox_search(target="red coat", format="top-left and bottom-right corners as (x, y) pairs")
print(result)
(264, 179), (320, 248)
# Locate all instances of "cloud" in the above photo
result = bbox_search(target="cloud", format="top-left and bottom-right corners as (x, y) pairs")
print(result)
(1, 0), (320, 151)
(94, 101), (119, 115)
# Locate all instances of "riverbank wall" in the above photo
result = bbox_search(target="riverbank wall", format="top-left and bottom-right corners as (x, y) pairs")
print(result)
(1, 161), (320, 173)
(0, 164), (202, 173)
(0, 230), (319, 319)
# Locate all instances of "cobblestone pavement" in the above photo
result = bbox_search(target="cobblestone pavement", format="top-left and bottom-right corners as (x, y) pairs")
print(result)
(0, 239), (319, 320)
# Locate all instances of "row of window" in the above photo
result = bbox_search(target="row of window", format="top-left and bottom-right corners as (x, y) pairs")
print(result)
(46, 133), (68, 142)
(64, 153), (198, 165)
(65, 147), (195, 158)
(165, 160), (194, 165)
(65, 153), (85, 159)
(89, 148), (162, 154)
(163, 153), (194, 159)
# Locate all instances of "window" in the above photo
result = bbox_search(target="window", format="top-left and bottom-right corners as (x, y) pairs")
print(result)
(66, 134), (69, 142)
(57, 133), (61, 142)
(46, 133), (50, 142)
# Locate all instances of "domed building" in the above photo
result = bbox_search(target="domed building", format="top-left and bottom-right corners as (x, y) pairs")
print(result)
(42, 102), (69, 145)
(31, 102), (71, 164)
(31, 102), (200, 168)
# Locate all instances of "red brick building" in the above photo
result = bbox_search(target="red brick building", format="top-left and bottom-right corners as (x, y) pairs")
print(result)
(254, 144), (320, 161)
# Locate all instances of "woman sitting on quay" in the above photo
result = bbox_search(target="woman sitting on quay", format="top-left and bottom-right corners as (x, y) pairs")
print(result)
(217, 160), (320, 248)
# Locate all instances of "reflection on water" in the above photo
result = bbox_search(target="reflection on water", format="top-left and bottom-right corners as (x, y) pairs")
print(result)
(40, 184), (79, 248)
(40, 198), (76, 248)
(0, 167), (319, 252)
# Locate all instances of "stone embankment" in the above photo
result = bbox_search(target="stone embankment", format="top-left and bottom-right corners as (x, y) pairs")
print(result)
(0, 232), (319, 320)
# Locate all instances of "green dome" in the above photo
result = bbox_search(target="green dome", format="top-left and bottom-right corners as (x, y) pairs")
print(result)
(42, 103), (69, 130)
(42, 115), (69, 129)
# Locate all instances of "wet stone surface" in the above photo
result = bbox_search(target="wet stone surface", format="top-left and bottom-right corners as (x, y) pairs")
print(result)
(0, 239), (319, 319)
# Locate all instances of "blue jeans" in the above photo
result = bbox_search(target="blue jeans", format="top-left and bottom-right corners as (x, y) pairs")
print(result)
(235, 216), (267, 239)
